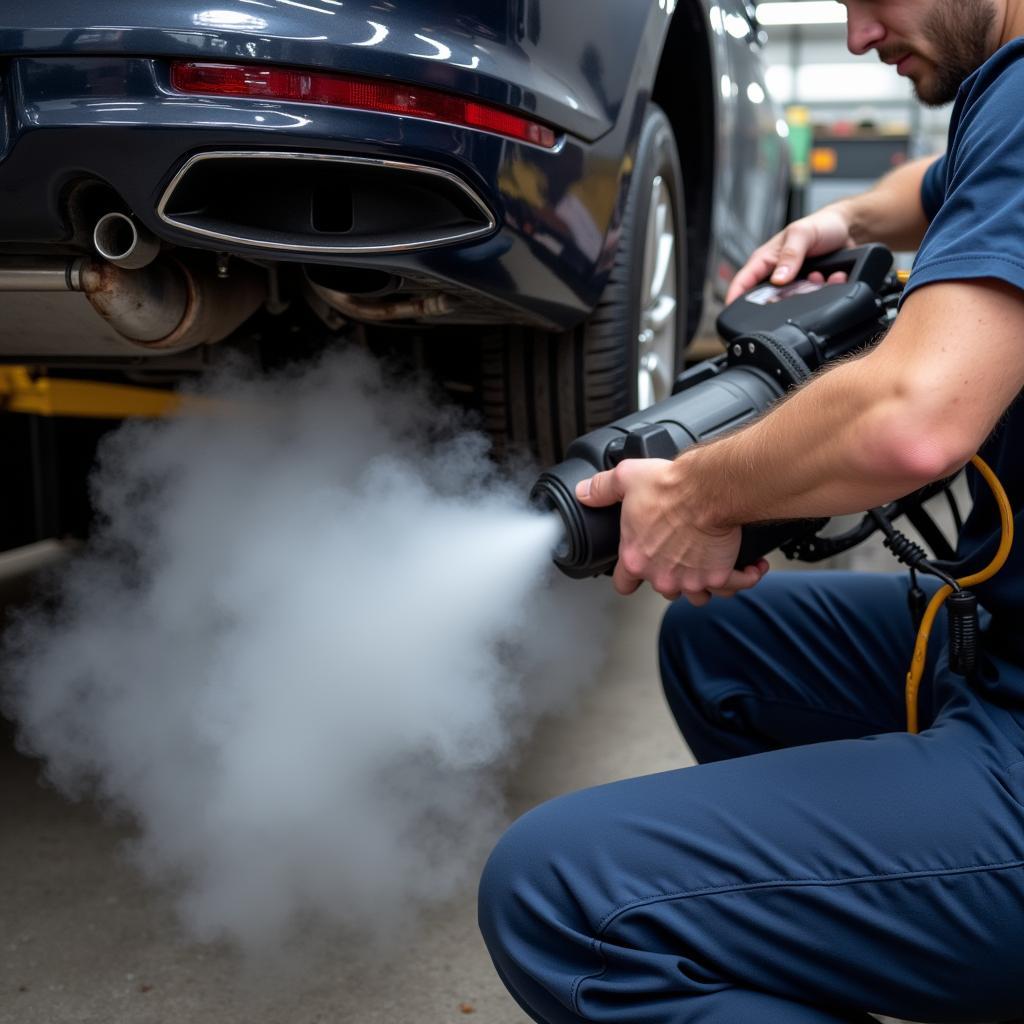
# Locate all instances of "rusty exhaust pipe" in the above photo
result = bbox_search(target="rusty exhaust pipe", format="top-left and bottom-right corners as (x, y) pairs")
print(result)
(0, 256), (265, 352)
(305, 273), (453, 322)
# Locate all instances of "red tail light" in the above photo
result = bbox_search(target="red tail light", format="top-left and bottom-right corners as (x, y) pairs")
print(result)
(170, 62), (558, 149)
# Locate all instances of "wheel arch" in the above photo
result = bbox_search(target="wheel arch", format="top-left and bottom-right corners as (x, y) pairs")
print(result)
(652, 0), (716, 343)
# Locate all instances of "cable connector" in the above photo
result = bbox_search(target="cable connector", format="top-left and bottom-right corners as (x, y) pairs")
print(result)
(947, 589), (979, 678)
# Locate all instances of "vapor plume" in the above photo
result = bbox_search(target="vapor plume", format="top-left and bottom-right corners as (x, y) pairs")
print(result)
(1, 350), (609, 952)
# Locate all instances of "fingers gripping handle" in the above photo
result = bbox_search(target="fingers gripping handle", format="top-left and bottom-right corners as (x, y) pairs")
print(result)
(533, 458), (822, 579)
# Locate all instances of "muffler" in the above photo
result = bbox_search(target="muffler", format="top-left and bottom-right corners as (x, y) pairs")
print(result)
(0, 255), (265, 353)
(79, 257), (265, 350)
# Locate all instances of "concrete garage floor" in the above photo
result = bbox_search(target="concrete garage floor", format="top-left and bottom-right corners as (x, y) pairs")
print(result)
(0, 525), (958, 1024)
(0, 583), (686, 1024)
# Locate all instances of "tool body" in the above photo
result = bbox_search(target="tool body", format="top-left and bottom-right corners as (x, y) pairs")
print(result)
(532, 245), (898, 578)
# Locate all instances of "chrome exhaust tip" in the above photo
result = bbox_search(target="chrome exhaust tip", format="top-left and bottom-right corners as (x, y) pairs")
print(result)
(93, 212), (161, 270)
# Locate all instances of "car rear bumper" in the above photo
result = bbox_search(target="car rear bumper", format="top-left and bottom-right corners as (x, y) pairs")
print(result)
(0, 57), (631, 330)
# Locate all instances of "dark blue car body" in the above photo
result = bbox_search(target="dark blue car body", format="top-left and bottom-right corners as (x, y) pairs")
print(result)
(0, 0), (788, 345)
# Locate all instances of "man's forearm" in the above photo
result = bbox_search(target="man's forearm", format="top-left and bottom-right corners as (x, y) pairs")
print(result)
(673, 348), (958, 533)
(834, 154), (939, 252)
(677, 277), (1024, 535)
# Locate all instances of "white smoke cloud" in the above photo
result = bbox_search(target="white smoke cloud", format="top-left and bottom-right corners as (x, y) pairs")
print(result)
(1, 349), (610, 952)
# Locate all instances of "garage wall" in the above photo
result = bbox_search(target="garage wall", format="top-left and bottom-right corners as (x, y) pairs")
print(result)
(760, 23), (952, 157)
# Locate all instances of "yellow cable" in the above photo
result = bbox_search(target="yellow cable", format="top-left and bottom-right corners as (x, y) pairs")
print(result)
(904, 454), (1014, 733)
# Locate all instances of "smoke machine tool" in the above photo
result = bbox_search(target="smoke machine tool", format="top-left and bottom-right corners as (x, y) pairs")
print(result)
(532, 244), (910, 579)
(533, 243), (1018, 731)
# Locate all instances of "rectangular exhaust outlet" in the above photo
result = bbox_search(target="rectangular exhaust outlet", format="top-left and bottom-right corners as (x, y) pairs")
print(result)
(157, 151), (497, 255)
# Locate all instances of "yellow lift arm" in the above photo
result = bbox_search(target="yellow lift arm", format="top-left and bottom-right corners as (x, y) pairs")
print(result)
(0, 366), (209, 419)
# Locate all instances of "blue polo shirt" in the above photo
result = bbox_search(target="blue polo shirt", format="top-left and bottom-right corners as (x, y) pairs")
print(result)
(900, 39), (1024, 658)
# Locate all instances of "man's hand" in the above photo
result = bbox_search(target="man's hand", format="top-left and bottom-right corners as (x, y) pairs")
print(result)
(575, 458), (768, 604)
(725, 205), (854, 304)
(727, 155), (937, 303)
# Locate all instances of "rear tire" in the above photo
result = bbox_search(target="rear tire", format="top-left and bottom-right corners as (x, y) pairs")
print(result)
(482, 103), (688, 465)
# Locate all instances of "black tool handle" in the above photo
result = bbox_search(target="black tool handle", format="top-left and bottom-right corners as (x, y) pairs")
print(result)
(736, 520), (825, 568)
(800, 244), (892, 290)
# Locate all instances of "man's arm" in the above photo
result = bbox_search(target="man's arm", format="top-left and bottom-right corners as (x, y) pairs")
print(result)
(726, 155), (940, 303)
(579, 278), (1024, 601)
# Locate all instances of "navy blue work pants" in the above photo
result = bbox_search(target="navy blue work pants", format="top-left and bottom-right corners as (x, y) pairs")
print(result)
(479, 572), (1024, 1023)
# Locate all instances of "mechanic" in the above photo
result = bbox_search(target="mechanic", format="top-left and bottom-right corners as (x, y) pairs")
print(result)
(478, 1), (1024, 1021)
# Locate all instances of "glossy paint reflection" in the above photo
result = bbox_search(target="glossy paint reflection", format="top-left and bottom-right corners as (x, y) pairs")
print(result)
(0, 1), (788, 325)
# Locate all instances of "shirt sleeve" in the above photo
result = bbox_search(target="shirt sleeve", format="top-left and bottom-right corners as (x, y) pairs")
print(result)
(919, 153), (947, 222)
(903, 59), (1024, 303)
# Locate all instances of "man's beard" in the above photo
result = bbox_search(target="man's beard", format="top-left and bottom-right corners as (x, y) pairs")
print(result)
(916, 0), (998, 105)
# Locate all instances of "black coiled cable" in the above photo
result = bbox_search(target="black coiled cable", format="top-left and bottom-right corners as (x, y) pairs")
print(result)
(868, 510), (959, 590)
